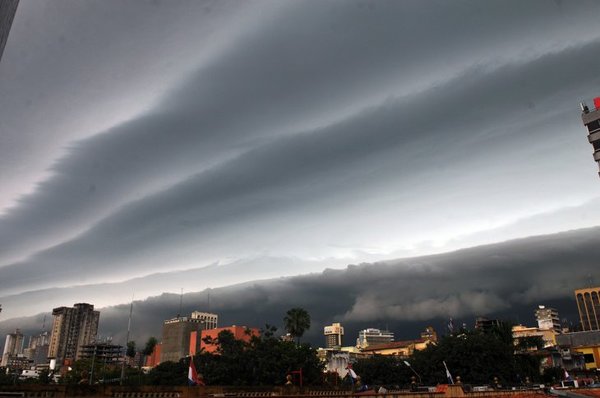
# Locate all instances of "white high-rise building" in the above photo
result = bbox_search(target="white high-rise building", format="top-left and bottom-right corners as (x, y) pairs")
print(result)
(1, 329), (24, 367)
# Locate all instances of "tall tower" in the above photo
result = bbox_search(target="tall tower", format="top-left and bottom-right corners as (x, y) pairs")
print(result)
(1, 329), (24, 367)
(324, 323), (344, 349)
(574, 287), (600, 331)
(48, 303), (100, 365)
(581, 98), (600, 177)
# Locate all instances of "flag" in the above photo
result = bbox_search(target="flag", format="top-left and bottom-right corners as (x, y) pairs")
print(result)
(188, 357), (199, 386)
(346, 363), (358, 381)
(447, 318), (454, 333)
(443, 361), (454, 385)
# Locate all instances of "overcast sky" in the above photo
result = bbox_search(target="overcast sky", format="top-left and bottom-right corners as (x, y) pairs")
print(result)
(1, 0), (600, 320)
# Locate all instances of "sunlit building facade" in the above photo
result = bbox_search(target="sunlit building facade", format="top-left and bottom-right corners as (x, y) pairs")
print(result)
(575, 287), (600, 331)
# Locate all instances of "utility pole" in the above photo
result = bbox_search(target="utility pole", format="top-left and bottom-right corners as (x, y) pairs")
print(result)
(120, 295), (134, 385)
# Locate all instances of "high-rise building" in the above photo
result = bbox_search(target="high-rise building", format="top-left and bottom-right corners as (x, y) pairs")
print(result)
(581, 98), (600, 177)
(535, 305), (561, 333)
(1, 329), (24, 367)
(160, 312), (218, 363)
(48, 303), (100, 365)
(23, 331), (50, 365)
(575, 287), (600, 331)
(356, 328), (394, 349)
(324, 323), (344, 349)
(0, 0), (19, 63)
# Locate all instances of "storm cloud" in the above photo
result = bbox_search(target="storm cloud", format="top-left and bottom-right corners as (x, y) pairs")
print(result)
(1, 226), (596, 347)
(1, 1), (600, 317)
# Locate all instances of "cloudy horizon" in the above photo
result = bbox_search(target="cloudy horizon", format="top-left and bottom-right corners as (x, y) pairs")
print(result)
(1, 0), (600, 324)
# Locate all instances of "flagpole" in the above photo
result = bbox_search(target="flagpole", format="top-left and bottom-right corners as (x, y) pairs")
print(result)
(443, 361), (454, 385)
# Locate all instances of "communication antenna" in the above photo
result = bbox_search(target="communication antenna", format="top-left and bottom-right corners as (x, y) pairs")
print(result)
(178, 288), (184, 318)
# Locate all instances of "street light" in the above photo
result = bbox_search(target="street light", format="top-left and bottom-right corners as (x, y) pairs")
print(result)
(403, 360), (422, 385)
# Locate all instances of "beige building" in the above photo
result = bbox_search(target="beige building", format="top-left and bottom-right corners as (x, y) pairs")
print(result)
(324, 323), (344, 349)
(512, 324), (557, 349)
(575, 287), (600, 331)
(48, 303), (99, 365)
(160, 312), (218, 363)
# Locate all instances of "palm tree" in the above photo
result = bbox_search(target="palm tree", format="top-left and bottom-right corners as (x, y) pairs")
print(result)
(283, 308), (311, 345)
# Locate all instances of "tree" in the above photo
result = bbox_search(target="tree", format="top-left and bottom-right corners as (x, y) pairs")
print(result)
(126, 341), (136, 359)
(142, 337), (158, 357)
(283, 308), (311, 345)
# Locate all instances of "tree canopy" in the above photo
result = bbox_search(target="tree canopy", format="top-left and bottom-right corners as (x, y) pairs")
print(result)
(283, 308), (311, 345)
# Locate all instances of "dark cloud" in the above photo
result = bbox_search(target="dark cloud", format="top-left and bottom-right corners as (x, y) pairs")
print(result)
(2, 0), (600, 316)
(2, 37), (600, 295)
(1, 226), (595, 347)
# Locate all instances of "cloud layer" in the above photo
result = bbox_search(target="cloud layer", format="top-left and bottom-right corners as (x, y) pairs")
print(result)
(1, 226), (596, 347)
(1, 0), (600, 314)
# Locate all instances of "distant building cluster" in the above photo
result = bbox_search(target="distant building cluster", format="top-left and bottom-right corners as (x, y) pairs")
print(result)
(3, 283), (600, 379)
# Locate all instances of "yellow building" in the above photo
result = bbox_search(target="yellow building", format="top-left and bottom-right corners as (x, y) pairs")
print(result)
(575, 287), (600, 331)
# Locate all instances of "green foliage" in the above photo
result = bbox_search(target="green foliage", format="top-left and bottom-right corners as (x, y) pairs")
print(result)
(407, 324), (543, 385)
(142, 337), (158, 356)
(152, 328), (324, 386)
(515, 336), (544, 352)
(146, 361), (187, 385)
(283, 308), (311, 345)
(353, 355), (413, 387)
(126, 341), (136, 358)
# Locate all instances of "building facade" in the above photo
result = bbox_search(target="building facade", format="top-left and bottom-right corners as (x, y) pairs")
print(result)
(78, 342), (123, 364)
(160, 312), (218, 363)
(575, 287), (600, 331)
(581, 98), (600, 176)
(48, 303), (100, 365)
(535, 305), (561, 333)
(324, 323), (344, 349)
(356, 328), (394, 349)
(190, 311), (218, 329)
(1, 329), (24, 367)
(197, 325), (260, 354)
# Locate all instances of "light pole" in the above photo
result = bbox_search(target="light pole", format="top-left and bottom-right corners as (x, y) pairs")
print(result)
(403, 360), (422, 385)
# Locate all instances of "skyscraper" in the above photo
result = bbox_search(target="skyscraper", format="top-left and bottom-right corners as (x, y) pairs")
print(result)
(324, 322), (344, 349)
(581, 98), (600, 176)
(575, 287), (600, 331)
(1, 329), (24, 367)
(48, 303), (100, 365)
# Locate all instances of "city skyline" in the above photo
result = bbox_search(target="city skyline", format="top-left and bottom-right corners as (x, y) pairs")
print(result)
(1, 0), (600, 331)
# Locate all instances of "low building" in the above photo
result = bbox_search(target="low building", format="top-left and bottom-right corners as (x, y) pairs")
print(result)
(512, 324), (557, 349)
(197, 325), (260, 354)
(78, 342), (123, 364)
(356, 328), (394, 349)
(556, 330), (600, 370)
(360, 339), (430, 357)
